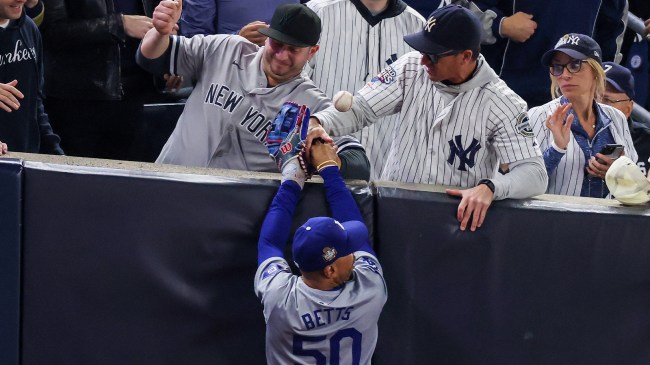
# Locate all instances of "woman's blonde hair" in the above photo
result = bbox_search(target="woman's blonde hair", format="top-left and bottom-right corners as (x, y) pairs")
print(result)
(549, 58), (605, 100)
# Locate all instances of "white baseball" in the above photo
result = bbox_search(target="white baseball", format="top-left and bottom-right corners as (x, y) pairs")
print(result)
(333, 91), (353, 112)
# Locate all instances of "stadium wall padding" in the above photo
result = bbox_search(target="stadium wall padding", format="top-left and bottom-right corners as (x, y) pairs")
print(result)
(19, 162), (372, 365)
(373, 185), (650, 365)
(1, 156), (649, 364)
(0, 159), (22, 365)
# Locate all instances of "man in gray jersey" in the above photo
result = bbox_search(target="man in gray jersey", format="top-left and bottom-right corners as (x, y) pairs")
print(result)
(305, 0), (425, 179)
(256, 142), (387, 365)
(137, 1), (370, 179)
(307, 5), (548, 231)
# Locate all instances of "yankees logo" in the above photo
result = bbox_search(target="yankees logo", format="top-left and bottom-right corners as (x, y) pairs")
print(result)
(424, 17), (436, 32)
(447, 135), (482, 171)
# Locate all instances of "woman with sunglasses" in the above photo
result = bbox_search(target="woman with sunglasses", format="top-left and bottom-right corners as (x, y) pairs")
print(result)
(528, 33), (637, 197)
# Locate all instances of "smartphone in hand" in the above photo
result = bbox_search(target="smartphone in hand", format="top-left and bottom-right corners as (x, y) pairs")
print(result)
(597, 144), (624, 162)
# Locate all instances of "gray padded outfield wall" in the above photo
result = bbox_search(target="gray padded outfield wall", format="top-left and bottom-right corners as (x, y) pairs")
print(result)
(18, 158), (373, 365)
(1, 154), (650, 364)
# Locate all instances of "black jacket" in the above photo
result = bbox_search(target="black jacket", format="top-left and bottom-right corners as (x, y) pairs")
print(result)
(41, 0), (159, 101)
(0, 12), (63, 154)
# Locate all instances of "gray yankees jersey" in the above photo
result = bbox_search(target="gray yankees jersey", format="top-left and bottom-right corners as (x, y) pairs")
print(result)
(155, 34), (331, 172)
(529, 98), (638, 196)
(255, 252), (387, 365)
(306, 0), (424, 179)
(315, 52), (542, 187)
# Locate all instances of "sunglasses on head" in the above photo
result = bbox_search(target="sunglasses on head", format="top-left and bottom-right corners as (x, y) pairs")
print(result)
(427, 50), (462, 64)
(549, 60), (588, 76)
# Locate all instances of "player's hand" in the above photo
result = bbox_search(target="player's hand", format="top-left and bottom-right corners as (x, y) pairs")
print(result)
(239, 21), (269, 46)
(152, 0), (182, 36)
(446, 185), (494, 232)
(0, 80), (23, 113)
(544, 102), (573, 150)
(25, 0), (38, 8)
(501, 12), (537, 43)
(0, 141), (7, 155)
(644, 18), (650, 37)
(163, 74), (183, 92)
(310, 140), (340, 170)
(123, 15), (154, 39)
(587, 153), (617, 179)
(304, 117), (334, 161)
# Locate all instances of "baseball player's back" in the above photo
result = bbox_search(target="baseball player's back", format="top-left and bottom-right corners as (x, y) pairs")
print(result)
(256, 253), (386, 365)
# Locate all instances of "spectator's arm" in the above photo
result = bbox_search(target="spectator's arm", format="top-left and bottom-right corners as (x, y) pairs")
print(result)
(34, 33), (63, 155)
(471, 0), (507, 39)
(594, 0), (628, 63)
(491, 156), (548, 200)
(25, 0), (44, 26)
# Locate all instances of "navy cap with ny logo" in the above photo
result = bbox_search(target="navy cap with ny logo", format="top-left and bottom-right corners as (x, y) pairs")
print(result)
(403, 5), (482, 55)
(541, 33), (602, 66)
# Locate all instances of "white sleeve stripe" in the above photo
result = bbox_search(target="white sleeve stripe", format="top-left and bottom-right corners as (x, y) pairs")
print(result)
(170, 35), (179, 76)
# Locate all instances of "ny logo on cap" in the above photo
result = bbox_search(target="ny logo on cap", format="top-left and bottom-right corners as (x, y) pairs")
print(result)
(425, 17), (436, 32)
(556, 34), (580, 47)
(322, 247), (337, 262)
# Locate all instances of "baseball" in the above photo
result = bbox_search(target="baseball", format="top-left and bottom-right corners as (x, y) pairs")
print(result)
(333, 91), (353, 112)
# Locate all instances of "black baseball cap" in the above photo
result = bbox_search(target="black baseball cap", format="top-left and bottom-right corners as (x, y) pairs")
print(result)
(258, 4), (321, 47)
(403, 5), (482, 54)
(541, 33), (602, 66)
(603, 62), (635, 99)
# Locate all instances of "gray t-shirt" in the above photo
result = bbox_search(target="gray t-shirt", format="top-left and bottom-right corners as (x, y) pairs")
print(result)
(255, 252), (387, 365)
(155, 34), (332, 172)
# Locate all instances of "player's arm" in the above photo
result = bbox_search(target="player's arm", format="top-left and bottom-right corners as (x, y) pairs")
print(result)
(594, 0), (627, 62)
(311, 143), (375, 255)
(257, 181), (302, 265)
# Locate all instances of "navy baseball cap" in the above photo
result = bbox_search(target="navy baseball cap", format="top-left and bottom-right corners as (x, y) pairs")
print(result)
(258, 4), (321, 47)
(603, 62), (635, 99)
(541, 33), (602, 66)
(292, 217), (367, 272)
(404, 5), (482, 54)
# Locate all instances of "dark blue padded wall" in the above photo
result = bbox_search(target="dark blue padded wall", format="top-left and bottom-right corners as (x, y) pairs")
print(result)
(20, 164), (372, 365)
(373, 186), (650, 365)
(0, 159), (22, 365)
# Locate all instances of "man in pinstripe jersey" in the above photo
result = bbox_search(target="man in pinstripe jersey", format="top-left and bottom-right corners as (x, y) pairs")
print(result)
(307, 5), (548, 231)
(305, 0), (425, 179)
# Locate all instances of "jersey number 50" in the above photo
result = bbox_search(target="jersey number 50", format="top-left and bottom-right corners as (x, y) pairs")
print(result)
(292, 328), (362, 365)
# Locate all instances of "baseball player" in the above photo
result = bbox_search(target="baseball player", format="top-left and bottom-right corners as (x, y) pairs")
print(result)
(307, 5), (547, 231)
(136, 1), (370, 180)
(305, 0), (425, 179)
(256, 105), (387, 365)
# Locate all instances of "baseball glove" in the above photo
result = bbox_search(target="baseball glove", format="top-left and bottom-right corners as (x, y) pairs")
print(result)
(266, 101), (311, 172)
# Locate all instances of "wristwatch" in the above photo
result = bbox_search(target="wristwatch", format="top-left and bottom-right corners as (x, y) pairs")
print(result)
(478, 179), (495, 194)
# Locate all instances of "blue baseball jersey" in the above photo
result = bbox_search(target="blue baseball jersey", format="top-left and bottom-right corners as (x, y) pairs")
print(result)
(255, 252), (387, 365)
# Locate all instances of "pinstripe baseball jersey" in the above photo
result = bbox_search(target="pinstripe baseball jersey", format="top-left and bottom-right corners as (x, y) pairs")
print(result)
(306, 0), (425, 179)
(529, 97), (638, 197)
(315, 52), (542, 187)
(151, 34), (335, 172)
(255, 252), (387, 365)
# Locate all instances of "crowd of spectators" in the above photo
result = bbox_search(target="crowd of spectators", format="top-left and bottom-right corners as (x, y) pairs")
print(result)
(2, 0), (650, 207)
